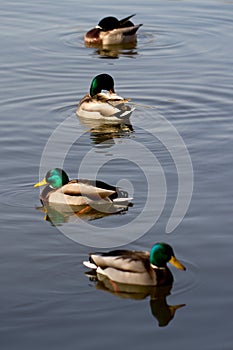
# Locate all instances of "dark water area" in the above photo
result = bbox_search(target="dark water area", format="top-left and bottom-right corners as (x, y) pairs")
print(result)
(0, 0), (233, 349)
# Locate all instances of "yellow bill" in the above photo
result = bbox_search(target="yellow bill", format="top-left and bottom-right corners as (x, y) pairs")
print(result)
(34, 178), (48, 188)
(169, 256), (186, 270)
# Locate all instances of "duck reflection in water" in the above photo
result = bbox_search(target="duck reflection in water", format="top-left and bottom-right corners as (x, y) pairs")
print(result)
(83, 243), (186, 327)
(78, 115), (134, 147)
(91, 275), (185, 327)
(36, 201), (132, 226)
(87, 41), (139, 59)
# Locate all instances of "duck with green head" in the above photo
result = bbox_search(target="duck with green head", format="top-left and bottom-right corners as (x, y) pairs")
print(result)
(76, 73), (134, 120)
(84, 14), (143, 46)
(83, 242), (186, 286)
(34, 168), (132, 208)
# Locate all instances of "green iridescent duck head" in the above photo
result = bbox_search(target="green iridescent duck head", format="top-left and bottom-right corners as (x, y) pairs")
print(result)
(90, 73), (115, 97)
(34, 168), (69, 189)
(150, 243), (186, 270)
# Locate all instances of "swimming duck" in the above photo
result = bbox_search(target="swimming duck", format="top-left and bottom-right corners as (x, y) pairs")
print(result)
(76, 73), (134, 120)
(34, 168), (132, 207)
(83, 242), (186, 286)
(85, 14), (142, 46)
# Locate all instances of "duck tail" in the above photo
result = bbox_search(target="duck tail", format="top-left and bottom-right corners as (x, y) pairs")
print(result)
(83, 260), (97, 270)
(115, 188), (133, 202)
(119, 14), (136, 26)
(112, 197), (133, 204)
(123, 24), (143, 36)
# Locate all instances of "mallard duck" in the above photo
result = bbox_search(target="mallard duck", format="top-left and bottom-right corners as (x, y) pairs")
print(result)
(83, 242), (186, 286)
(34, 168), (132, 207)
(84, 14), (142, 46)
(76, 73), (134, 120)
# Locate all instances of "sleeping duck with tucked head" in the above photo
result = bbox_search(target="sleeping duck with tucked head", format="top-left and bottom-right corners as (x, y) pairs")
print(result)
(83, 242), (186, 286)
(34, 168), (132, 208)
(85, 14), (142, 46)
(76, 73), (134, 120)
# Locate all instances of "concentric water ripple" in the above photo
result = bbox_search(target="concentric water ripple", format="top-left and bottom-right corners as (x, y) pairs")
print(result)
(28, 6), (232, 61)
(0, 183), (36, 208)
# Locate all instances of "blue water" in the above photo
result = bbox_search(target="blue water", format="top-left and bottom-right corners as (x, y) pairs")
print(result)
(0, 0), (233, 349)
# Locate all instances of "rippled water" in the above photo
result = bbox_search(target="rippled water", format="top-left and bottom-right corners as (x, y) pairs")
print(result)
(1, 0), (233, 349)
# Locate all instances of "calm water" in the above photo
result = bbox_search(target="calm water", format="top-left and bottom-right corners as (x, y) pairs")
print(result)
(1, 0), (233, 349)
